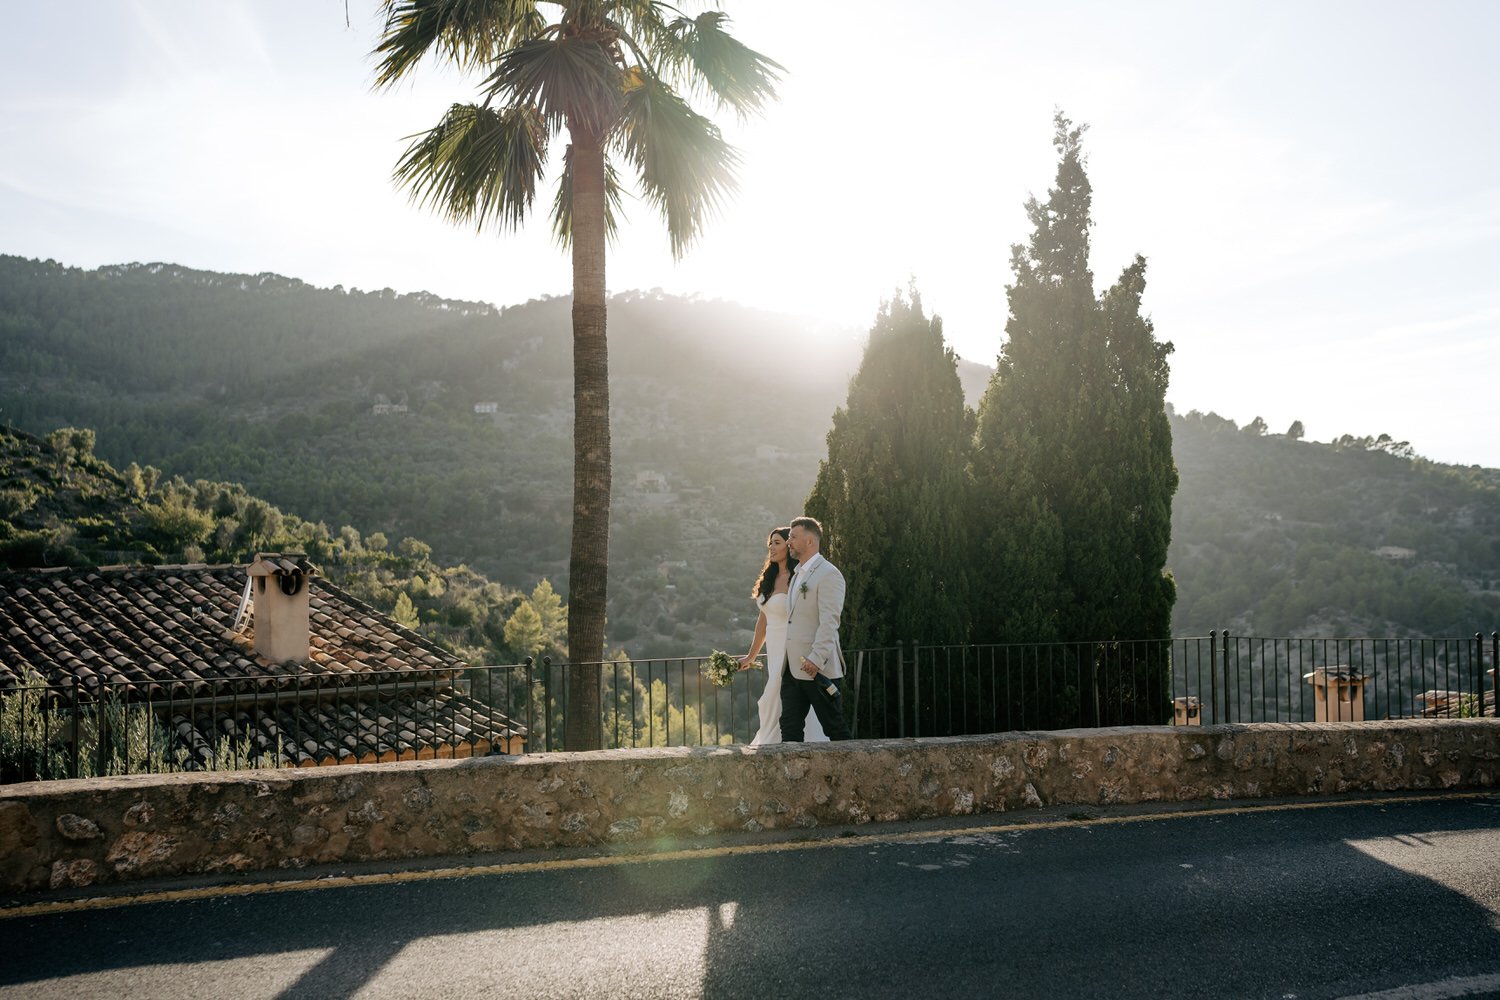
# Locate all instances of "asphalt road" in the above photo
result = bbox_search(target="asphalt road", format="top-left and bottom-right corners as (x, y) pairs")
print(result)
(3, 794), (1499, 1000)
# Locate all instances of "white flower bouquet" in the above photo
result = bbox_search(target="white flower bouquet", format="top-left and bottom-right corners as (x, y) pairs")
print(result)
(705, 649), (752, 687)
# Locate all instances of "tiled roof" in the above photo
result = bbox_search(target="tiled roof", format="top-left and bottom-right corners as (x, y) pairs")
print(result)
(170, 688), (524, 766)
(0, 564), (458, 695)
(1417, 688), (1497, 717)
(0, 564), (526, 765)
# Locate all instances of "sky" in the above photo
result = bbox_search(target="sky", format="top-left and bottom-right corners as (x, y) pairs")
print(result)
(2, 1), (1497, 466)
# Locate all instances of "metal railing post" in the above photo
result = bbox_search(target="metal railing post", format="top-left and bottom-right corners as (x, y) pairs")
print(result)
(1492, 631), (1499, 718)
(848, 650), (863, 740)
(69, 677), (81, 779)
(542, 655), (553, 752)
(1209, 630), (1218, 725)
(522, 656), (534, 752)
(1222, 630), (1233, 724)
(896, 640), (906, 738)
(1477, 634), (1485, 718)
(1093, 641), (1104, 728)
(96, 684), (109, 777)
(911, 638), (921, 739)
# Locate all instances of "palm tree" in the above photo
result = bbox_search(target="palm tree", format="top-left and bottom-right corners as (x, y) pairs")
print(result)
(372, 1), (780, 750)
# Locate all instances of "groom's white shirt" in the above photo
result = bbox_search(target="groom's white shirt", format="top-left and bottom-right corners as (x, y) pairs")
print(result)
(786, 552), (822, 617)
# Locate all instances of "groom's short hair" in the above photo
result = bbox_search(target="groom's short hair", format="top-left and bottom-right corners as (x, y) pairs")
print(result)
(789, 516), (822, 541)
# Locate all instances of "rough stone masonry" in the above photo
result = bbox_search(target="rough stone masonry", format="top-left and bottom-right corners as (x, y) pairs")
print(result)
(2, 719), (1497, 895)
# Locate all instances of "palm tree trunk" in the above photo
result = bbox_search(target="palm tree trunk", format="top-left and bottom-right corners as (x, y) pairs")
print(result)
(564, 126), (608, 751)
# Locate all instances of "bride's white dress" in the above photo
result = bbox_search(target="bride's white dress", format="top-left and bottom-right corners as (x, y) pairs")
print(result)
(750, 592), (828, 745)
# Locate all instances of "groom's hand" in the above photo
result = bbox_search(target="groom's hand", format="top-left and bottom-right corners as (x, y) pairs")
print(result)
(800, 657), (819, 677)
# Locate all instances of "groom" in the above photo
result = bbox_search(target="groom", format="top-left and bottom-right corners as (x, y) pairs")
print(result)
(780, 516), (852, 741)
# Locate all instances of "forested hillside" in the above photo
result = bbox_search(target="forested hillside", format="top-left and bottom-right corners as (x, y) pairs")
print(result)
(0, 255), (870, 657)
(0, 424), (563, 666)
(3, 254), (1497, 649)
(1169, 411), (1500, 636)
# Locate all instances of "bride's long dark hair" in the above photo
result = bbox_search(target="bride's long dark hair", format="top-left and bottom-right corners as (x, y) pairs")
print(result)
(751, 526), (798, 605)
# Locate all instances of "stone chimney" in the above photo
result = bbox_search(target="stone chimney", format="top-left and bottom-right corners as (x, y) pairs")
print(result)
(1304, 665), (1367, 722)
(1172, 696), (1202, 726)
(247, 553), (317, 664)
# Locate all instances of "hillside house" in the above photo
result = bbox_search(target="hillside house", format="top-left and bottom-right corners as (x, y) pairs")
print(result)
(755, 444), (789, 462)
(0, 554), (524, 776)
(473, 402), (499, 414)
(635, 470), (669, 493)
(371, 403), (408, 416)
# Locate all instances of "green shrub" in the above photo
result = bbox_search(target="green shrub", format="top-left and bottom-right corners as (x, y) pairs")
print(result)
(0, 486), (39, 519)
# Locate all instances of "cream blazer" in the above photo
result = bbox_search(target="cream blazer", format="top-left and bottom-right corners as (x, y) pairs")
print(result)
(783, 555), (846, 680)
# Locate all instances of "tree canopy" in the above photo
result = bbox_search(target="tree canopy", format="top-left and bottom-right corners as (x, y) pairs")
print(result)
(806, 289), (973, 649)
(971, 113), (1178, 651)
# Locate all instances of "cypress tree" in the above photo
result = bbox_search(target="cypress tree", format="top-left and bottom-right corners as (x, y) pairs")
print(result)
(805, 288), (973, 651)
(971, 114), (1177, 722)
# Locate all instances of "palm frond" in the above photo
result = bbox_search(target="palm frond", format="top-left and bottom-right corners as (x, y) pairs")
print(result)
(551, 146), (626, 246)
(604, 0), (677, 18)
(393, 103), (549, 231)
(616, 75), (738, 258)
(606, 7), (668, 72)
(664, 11), (782, 117)
(483, 35), (624, 137)
(606, 0), (676, 54)
(372, 0), (545, 88)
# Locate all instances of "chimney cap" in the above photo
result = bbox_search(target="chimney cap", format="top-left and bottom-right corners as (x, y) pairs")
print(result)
(1303, 665), (1364, 684)
(247, 553), (319, 578)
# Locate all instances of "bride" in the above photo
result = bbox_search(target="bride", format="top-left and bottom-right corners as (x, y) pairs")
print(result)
(739, 526), (827, 744)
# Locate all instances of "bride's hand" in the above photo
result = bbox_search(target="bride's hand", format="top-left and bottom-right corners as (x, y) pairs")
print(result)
(738, 655), (756, 670)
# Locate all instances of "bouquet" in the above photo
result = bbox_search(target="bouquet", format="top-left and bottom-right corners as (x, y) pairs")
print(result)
(705, 649), (753, 687)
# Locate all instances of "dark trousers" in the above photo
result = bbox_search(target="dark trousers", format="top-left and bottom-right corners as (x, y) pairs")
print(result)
(779, 664), (852, 741)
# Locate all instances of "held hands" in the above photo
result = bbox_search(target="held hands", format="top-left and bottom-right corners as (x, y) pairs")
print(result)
(734, 654), (818, 675)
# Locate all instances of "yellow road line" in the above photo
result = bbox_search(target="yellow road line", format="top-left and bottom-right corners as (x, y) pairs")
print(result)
(3, 790), (1494, 921)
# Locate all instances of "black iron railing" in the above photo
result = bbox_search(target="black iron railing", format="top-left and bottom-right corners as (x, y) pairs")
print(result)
(1184, 631), (1498, 725)
(0, 663), (536, 784)
(3, 631), (1495, 783)
(547, 631), (1497, 748)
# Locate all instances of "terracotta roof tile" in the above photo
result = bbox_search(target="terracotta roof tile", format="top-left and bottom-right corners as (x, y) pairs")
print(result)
(0, 565), (455, 692)
(0, 564), (526, 765)
(167, 689), (524, 767)
(1417, 688), (1496, 717)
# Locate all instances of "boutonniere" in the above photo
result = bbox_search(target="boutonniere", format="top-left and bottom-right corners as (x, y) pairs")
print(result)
(798, 581), (809, 596)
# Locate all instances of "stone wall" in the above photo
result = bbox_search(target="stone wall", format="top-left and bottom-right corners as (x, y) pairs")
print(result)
(3, 719), (1497, 895)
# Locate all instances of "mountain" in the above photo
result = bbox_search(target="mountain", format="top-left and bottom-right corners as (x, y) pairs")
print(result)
(1168, 410), (1500, 636)
(2, 254), (1497, 653)
(0, 255), (867, 657)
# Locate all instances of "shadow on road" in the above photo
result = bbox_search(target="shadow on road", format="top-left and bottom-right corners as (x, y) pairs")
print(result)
(2, 797), (1498, 999)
